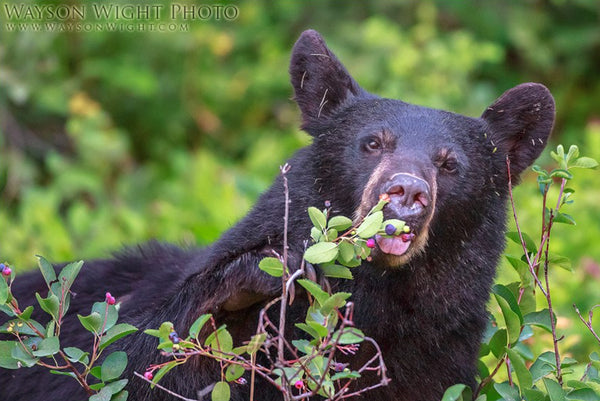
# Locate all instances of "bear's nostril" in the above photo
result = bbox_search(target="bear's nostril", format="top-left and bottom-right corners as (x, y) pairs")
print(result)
(415, 193), (429, 207)
(387, 185), (405, 196)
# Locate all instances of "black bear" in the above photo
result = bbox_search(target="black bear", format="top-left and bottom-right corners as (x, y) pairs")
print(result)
(0, 30), (554, 401)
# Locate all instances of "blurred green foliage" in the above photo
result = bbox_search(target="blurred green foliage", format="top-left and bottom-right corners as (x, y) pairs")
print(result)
(0, 0), (599, 364)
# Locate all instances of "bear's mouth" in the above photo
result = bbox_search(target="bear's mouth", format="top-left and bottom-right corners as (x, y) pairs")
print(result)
(375, 232), (415, 256)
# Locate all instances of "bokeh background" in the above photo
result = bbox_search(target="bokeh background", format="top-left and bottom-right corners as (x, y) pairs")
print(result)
(1, 0), (599, 366)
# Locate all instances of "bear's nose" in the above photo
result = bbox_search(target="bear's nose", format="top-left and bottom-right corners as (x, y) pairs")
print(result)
(383, 173), (431, 213)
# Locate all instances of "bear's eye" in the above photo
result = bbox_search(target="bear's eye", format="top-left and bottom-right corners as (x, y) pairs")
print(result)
(439, 158), (458, 174)
(363, 138), (382, 153)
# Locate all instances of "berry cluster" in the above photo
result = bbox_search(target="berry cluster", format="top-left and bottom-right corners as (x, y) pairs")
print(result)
(105, 292), (116, 305)
(0, 263), (12, 277)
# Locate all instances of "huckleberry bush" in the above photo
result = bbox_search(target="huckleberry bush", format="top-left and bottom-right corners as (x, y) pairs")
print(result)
(0, 257), (137, 401)
(441, 145), (600, 401)
(141, 164), (399, 401)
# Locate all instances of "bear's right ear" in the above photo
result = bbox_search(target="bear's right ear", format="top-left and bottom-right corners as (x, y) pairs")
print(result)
(290, 30), (366, 130)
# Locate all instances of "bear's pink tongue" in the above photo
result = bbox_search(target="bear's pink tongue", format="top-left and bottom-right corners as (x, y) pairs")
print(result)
(375, 234), (411, 256)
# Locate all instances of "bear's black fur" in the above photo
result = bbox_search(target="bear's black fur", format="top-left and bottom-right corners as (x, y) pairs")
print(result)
(0, 30), (555, 401)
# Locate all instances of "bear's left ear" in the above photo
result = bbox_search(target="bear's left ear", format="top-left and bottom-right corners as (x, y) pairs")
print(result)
(482, 83), (555, 181)
(290, 30), (367, 130)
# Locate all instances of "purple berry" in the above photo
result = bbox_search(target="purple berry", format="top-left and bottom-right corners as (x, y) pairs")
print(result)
(366, 238), (376, 248)
(2, 267), (12, 276)
(401, 233), (415, 242)
(144, 371), (153, 380)
(324, 200), (331, 208)
(385, 224), (396, 236)
(0, 263), (5, 272)
(334, 362), (346, 372)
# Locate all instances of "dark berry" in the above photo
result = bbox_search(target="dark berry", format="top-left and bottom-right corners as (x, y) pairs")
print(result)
(366, 238), (376, 248)
(385, 224), (396, 236)
(0, 263), (5, 272)
(235, 377), (248, 385)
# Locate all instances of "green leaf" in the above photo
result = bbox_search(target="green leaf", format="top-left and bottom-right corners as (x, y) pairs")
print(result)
(64, 347), (90, 365)
(524, 309), (554, 333)
(506, 348), (533, 390)
(543, 378), (566, 401)
(370, 198), (388, 213)
(35, 293), (60, 321)
(11, 342), (38, 367)
(189, 314), (212, 341)
(225, 363), (245, 382)
(494, 381), (521, 401)
(32, 336), (59, 357)
(101, 351), (128, 382)
(319, 264), (353, 279)
(553, 212), (576, 225)
(356, 211), (383, 239)
(571, 156), (598, 169)
(506, 231), (538, 254)
(291, 339), (312, 355)
(336, 327), (365, 344)
(247, 333), (266, 355)
(151, 360), (181, 386)
(0, 275), (7, 305)
(307, 321), (329, 338)
(328, 215), (353, 231)
(90, 366), (102, 380)
(505, 255), (533, 288)
(547, 255), (572, 271)
(258, 257), (284, 277)
(297, 279), (329, 306)
(337, 240), (356, 264)
(530, 352), (556, 383)
(111, 390), (129, 401)
(205, 327), (233, 355)
(36, 256), (57, 289)
(441, 384), (470, 401)
(19, 305), (34, 320)
(493, 291), (522, 345)
(304, 242), (338, 265)
(99, 323), (138, 351)
(489, 329), (508, 358)
(91, 301), (119, 333)
(0, 341), (19, 369)
(566, 388), (600, 401)
(295, 322), (320, 339)
(89, 379), (128, 401)
(212, 381), (231, 401)
(78, 312), (102, 333)
(549, 168), (573, 180)
(320, 292), (351, 316)
(308, 207), (327, 230)
(57, 261), (83, 295)
(493, 284), (523, 323)
(566, 145), (580, 162)
(523, 388), (547, 401)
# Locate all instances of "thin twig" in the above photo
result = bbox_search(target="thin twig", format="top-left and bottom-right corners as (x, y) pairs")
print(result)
(134, 372), (199, 401)
(506, 157), (548, 297)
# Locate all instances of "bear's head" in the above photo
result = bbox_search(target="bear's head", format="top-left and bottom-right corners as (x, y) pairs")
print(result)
(290, 30), (555, 268)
